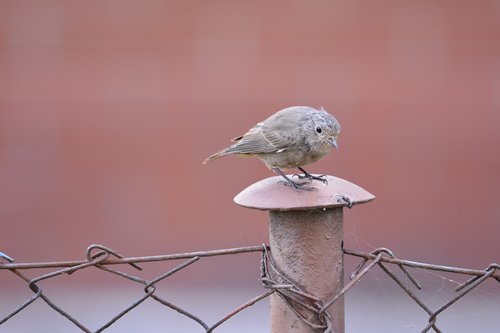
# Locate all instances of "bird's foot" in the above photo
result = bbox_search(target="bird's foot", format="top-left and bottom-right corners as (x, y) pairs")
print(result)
(293, 173), (328, 184)
(277, 180), (316, 191)
(293, 167), (328, 184)
(273, 167), (317, 191)
(335, 193), (353, 208)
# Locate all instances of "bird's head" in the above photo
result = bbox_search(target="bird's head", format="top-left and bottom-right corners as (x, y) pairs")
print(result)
(311, 107), (341, 151)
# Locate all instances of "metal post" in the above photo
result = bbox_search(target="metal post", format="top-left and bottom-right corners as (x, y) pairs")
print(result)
(234, 175), (374, 333)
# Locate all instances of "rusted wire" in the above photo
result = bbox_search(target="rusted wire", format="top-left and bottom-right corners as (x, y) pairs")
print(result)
(421, 263), (499, 333)
(344, 248), (500, 279)
(0, 244), (270, 332)
(261, 245), (332, 331)
(0, 244), (498, 333)
(0, 245), (267, 270)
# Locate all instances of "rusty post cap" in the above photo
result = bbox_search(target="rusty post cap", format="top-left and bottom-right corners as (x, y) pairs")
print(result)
(234, 175), (374, 211)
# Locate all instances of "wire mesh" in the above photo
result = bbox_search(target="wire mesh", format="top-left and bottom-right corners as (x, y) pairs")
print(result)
(0, 244), (498, 333)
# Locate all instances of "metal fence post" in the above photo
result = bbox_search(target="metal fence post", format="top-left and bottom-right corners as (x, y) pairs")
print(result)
(234, 175), (374, 333)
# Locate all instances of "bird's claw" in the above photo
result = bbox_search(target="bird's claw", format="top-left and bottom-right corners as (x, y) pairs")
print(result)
(292, 173), (328, 185)
(312, 174), (328, 184)
(278, 180), (316, 191)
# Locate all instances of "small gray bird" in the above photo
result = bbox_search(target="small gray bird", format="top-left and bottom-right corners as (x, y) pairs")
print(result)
(203, 106), (340, 190)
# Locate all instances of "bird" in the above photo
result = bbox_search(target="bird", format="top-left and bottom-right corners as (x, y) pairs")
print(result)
(203, 106), (340, 190)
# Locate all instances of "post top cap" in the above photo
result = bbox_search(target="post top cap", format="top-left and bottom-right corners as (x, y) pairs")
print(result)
(234, 175), (375, 211)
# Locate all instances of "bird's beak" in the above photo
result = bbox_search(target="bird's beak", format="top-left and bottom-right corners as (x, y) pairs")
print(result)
(329, 138), (338, 150)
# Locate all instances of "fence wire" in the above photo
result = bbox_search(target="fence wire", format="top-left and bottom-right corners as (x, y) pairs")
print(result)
(0, 244), (498, 333)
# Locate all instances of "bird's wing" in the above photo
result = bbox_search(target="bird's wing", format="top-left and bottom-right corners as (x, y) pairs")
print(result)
(225, 124), (279, 154)
(258, 108), (310, 150)
(226, 108), (311, 155)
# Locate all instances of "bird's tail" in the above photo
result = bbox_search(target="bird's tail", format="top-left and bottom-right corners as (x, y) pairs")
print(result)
(202, 148), (229, 165)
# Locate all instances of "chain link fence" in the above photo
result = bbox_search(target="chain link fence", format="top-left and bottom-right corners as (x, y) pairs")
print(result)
(1, 244), (498, 333)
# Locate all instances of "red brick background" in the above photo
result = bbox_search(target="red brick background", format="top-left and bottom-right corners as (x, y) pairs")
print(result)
(1, 1), (499, 281)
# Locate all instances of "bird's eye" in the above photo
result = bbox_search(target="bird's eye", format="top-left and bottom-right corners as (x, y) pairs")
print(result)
(315, 125), (322, 134)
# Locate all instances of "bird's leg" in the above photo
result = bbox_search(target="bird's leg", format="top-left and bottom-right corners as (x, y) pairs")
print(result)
(293, 167), (328, 184)
(273, 168), (315, 191)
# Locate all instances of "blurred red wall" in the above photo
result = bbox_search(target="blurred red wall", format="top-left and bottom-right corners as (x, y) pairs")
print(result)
(1, 1), (499, 281)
